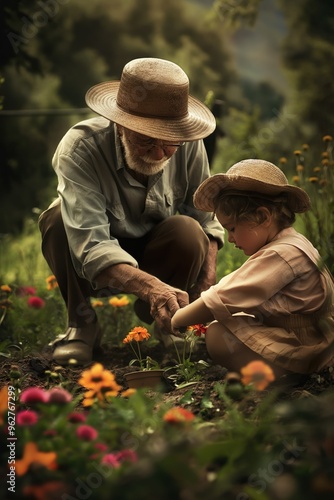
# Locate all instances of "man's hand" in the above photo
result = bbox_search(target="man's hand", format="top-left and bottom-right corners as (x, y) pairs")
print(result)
(95, 263), (189, 334)
(149, 284), (189, 335)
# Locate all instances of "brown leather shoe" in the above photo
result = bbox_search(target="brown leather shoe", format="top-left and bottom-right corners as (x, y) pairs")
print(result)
(52, 324), (102, 365)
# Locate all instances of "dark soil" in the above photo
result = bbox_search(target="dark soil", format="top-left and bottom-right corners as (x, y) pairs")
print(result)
(1, 339), (334, 417)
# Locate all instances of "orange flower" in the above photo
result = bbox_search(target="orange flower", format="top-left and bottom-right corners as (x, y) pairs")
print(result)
(91, 299), (104, 308)
(308, 176), (319, 183)
(292, 176), (300, 184)
(46, 275), (58, 290)
(15, 442), (57, 476)
(0, 386), (8, 425)
(78, 363), (122, 392)
(279, 157), (287, 164)
(120, 388), (137, 398)
(322, 135), (333, 142)
(123, 326), (151, 343)
(1, 284), (12, 293)
(163, 407), (195, 424)
(293, 150), (301, 156)
(23, 481), (68, 500)
(240, 361), (275, 391)
(109, 296), (130, 307)
(296, 164), (304, 172)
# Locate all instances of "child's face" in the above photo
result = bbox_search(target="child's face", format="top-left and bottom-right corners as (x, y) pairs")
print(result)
(217, 210), (276, 256)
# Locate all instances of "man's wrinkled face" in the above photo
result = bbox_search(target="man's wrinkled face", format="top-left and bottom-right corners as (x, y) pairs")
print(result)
(118, 126), (183, 176)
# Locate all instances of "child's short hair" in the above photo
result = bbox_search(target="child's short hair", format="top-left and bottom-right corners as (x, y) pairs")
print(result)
(214, 192), (296, 229)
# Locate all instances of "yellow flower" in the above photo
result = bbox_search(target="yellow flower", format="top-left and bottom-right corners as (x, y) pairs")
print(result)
(279, 157), (287, 164)
(308, 177), (319, 183)
(78, 363), (121, 392)
(322, 135), (333, 142)
(294, 150), (302, 156)
(91, 299), (104, 308)
(240, 360), (275, 391)
(296, 164), (304, 172)
(1, 284), (12, 293)
(292, 176), (300, 184)
(108, 296), (130, 307)
(46, 275), (58, 290)
(82, 387), (121, 407)
(302, 143), (309, 150)
(15, 442), (57, 476)
(313, 167), (321, 173)
(322, 152), (329, 158)
(123, 326), (151, 343)
(322, 159), (329, 166)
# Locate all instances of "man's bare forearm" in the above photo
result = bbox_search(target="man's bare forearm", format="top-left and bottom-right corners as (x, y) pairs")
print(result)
(94, 263), (161, 302)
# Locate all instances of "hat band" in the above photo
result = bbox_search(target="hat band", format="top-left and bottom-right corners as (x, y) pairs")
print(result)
(115, 100), (189, 121)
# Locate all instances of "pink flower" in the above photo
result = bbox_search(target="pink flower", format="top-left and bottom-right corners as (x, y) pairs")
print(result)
(27, 296), (45, 309)
(116, 449), (138, 464)
(47, 387), (72, 404)
(94, 443), (108, 453)
(16, 286), (36, 297)
(101, 453), (121, 468)
(17, 410), (38, 426)
(67, 412), (86, 423)
(20, 387), (48, 404)
(76, 425), (98, 441)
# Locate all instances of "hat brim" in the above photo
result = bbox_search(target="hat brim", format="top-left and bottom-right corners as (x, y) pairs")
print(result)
(194, 174), (311, 213)
(85, 82), (216, 142)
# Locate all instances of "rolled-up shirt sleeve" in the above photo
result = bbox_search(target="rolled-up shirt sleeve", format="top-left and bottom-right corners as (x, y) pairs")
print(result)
(55, 152), (138, 287)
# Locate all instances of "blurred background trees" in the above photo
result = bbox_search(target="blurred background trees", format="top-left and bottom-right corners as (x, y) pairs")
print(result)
(0, 0), (333, 234)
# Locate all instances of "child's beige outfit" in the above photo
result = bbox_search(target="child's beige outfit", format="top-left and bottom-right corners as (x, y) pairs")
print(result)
(201, 227), (334, 374)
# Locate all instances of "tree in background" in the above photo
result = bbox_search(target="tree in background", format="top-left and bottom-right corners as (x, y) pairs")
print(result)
(0, 0), (233, 233)
(279, 0), (334, 135)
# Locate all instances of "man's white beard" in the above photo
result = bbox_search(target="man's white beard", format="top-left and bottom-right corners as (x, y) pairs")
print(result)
(120, 135), (170, 176)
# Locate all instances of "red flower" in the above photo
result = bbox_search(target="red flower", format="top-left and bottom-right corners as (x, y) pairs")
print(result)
(187, 324), (208, 337)
(76, 425), (98, 441)
(16, 286), (36, 296)
(20, 387), (48, 404)
(101, 453), (121, 468)
(27, 296), (45, 309)
(67, 412), (86, 423)
(17, 410), (38, 426)
(163, 407), (195, 424)
(47, 387), (72, 404)
(116, 448), (138, 464)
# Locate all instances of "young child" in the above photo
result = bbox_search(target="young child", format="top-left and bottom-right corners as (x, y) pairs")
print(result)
(171, 159), (334, 377)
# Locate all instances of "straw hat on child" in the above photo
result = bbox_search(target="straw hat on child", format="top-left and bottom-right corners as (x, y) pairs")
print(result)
(85, 58), (216, 142)
(194, 159), (311, 213)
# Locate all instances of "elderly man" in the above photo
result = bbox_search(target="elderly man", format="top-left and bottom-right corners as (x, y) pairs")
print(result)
(39, 57), (224, 365)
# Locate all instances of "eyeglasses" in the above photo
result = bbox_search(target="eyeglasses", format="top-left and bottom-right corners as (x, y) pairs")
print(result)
(127, 138), (185, 151)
